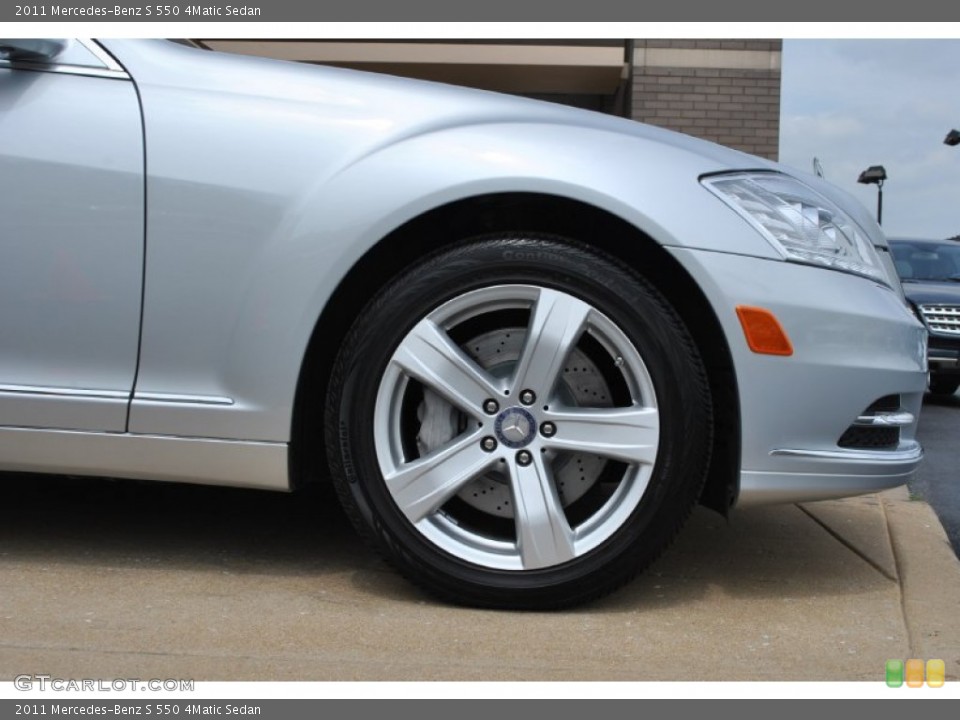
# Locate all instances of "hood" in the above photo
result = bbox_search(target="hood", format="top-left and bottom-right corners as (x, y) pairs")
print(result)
(901, 280), (960, 306)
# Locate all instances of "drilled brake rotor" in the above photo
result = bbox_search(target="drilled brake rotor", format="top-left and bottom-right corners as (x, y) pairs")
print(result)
(416, 328), (612, 518)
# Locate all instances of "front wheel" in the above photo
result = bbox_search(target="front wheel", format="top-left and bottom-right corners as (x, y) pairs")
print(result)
(325, 236), (713, 608)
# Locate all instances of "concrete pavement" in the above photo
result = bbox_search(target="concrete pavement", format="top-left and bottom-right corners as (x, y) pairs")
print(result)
(0, 477), (958, 682)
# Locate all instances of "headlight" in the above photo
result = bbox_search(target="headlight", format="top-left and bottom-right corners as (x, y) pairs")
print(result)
(702, 172), (889, 285)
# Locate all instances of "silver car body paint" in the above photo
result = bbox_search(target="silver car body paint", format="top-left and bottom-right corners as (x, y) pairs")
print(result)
(0, 39), (926, 502)
(0, 43), (142, 432)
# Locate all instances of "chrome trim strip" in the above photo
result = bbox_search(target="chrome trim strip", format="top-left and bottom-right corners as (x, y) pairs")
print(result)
(0, 39), (129, 80)
(79, 38), (125, 73)
(0, 383), (129, 400)
(852, 410), (915, 427)
(134, 392), (235, 406)
(0, 59), (129, 80)
(0, 384), (233, 406)
(770, 441), (923, 463)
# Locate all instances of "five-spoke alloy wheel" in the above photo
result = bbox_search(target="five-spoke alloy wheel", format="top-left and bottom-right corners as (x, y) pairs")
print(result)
(326, 236), (712, 608)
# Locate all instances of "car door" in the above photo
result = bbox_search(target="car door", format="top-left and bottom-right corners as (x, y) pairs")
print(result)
(0, 39), (143, 432)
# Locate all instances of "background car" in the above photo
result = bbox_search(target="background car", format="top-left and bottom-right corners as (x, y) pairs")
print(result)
(889, 237), (960, 396)
(0, 38), (927, 609)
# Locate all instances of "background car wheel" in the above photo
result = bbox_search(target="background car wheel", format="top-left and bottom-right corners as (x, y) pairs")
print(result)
(325, 235), (713, 609)
(929, 376), (960, 396)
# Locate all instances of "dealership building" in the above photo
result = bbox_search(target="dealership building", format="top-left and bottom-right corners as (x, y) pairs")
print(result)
(199, 39), (783, 161)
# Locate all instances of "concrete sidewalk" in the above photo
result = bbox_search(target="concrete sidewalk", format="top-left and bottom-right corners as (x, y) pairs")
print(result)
(0, 479), (958, 682)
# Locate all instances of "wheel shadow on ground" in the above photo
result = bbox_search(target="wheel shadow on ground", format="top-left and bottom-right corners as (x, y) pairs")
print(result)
(1, 472), (896, 612)
(0, 473), (374, 576)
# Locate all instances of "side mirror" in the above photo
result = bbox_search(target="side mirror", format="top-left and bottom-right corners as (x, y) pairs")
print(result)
(0, 39), (68, 63)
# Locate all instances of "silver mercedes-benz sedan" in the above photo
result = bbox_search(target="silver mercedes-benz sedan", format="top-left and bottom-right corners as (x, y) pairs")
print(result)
(0, 38), (926, 608)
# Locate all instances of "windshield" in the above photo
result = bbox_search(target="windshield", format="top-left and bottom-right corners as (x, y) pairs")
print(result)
(889, 240), (960, 282)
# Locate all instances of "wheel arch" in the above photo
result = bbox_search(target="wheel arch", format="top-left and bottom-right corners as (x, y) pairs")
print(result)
(291, 192), (740, 514)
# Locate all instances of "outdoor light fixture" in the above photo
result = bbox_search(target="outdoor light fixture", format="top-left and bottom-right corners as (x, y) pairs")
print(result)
(857, 165), (887, 225)
(946, 129), (960, 147)
(858, 166), (887, 185)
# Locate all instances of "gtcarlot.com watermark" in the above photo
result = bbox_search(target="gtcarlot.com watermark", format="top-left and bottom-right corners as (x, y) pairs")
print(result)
(14, 676), (194, 693)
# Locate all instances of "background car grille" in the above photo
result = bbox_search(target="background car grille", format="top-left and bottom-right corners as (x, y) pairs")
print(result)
(919, 304), (960, 336)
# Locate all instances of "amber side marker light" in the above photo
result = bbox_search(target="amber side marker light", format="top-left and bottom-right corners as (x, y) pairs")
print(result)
(735, 306), (794, 356)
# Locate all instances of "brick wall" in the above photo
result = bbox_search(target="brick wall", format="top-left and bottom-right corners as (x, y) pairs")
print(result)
(631, 39), (782, 160)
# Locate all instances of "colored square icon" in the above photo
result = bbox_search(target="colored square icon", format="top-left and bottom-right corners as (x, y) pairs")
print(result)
(886, 659), (904, 687)
(906, 658), (925, 687)
(927, 659), (945, 688)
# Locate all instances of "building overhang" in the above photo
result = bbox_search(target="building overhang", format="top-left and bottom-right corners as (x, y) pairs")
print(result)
(198, 40), (629, 95)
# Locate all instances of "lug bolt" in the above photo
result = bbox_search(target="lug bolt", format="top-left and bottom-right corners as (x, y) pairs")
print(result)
(481, 436), (498, 452)
(516, 450), (533, 466)
(483, 399), (499, 415)
(540, 422), (556, 437)
(519, 389), (536, 406)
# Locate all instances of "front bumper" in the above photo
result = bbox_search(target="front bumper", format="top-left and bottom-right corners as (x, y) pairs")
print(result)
(669, 247), (928, 506)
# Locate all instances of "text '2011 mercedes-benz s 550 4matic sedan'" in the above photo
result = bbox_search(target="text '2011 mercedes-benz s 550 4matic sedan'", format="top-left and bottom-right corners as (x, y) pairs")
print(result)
(0, 38), (927, 609)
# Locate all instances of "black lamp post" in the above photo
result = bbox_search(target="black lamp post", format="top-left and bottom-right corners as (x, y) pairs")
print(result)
(857, 165), (887, 225)
(946, 129), (960, 147)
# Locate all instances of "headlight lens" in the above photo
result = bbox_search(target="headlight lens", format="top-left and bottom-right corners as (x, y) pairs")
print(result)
(703, 172), (888, 285)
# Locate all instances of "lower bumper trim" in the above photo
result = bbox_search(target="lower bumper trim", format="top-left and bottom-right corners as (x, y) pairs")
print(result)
(770, 441), (923, 464)
(738, 441), (923, 506)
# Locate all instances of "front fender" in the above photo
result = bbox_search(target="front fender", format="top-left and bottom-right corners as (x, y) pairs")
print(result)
(129, 121), (774, 444)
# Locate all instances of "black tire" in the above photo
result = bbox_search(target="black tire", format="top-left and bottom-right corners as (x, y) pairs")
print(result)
(929, 376), (960, 396)
(324, 235), (713, 609)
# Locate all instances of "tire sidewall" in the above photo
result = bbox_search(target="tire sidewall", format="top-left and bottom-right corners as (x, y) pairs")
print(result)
(328, 235), (711, 607)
